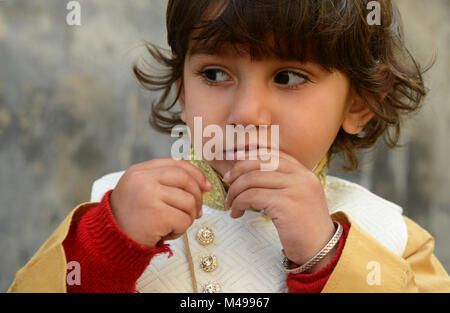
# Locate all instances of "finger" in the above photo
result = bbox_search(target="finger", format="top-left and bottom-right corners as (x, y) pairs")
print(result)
(270, 149), (301, 166)
(156, 167), (204, 217)
(225, 170), (286, 208)
(223, 155), (292, 185)
(255, 148), (306, 168)
(160, 185), (200, 220)
(132, 158), (212, 192)
(229, 188), (275, 219)
(159, 203), (195, 241)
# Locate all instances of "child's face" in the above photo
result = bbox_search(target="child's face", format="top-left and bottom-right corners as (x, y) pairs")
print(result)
(178, 45), (372, 175)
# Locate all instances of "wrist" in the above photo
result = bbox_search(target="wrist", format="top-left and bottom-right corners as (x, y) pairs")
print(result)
(282, 221), (342, 274)
(305, 244), (338, 273)
(286, 219), (336, 265)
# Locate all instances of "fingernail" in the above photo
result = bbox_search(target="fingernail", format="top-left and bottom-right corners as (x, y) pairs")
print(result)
(205, 179), (212, 189)
(223, 171), (230, 182)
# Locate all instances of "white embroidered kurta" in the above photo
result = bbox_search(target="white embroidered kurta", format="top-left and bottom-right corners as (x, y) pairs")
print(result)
(90, 171), (408, 293)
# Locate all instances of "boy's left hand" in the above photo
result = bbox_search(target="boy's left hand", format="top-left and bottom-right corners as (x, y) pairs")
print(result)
(223, 151), (336, 271)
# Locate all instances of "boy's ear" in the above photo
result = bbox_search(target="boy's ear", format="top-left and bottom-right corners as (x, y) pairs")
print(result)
(175, 78), (186, 122)
(342, 65), (391, 135)
(341, 94), (376, 135)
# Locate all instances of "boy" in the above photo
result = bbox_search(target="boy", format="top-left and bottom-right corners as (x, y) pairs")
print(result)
(9, 0), (450, 293)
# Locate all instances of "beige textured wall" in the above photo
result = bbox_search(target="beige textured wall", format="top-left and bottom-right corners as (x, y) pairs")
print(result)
(0, 0), (448, 291)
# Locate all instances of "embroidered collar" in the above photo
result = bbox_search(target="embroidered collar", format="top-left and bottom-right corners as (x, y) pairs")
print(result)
(186, 146), (328, 211)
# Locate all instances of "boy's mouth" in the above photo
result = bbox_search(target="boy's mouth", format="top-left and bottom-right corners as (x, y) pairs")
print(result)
(223, 145), (270, 163)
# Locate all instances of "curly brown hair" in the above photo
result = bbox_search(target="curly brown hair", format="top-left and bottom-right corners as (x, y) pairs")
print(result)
(132, 0), (434, 171)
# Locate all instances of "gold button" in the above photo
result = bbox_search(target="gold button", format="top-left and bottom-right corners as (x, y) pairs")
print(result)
(197, 227), (214, 245)
(202, 281), (221, 293)
(200, 254), (218, 272)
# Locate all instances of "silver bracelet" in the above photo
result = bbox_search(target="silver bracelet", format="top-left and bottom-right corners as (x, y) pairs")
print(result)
(281, 221), (343, 274)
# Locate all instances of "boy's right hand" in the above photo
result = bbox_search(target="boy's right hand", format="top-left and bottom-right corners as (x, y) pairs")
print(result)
(109, 158), (212, 248)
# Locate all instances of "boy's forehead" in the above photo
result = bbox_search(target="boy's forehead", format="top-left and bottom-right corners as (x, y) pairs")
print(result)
(187, 39), (302, 62)
(186, 30), (323, 67)
(187, 42), (250, 59)
(186, 28), (281, 60)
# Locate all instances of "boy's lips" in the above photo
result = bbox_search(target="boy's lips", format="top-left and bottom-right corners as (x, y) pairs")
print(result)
(224, 144), (268, 152)
(223, 146), (273, 163)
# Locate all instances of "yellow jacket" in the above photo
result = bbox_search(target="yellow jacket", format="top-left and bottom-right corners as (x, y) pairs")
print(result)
(8, 159), (450, 292)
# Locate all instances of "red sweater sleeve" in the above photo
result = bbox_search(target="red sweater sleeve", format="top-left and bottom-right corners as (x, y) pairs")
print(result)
(63, 189), (173, 293)
(286, 222), (350, 293)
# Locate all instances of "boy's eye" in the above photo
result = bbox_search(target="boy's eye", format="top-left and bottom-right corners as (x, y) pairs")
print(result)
(274, 71), (308, 88)
(201, 69), (231, 83)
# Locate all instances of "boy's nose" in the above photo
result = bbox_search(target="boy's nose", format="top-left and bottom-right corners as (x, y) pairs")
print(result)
(226, 80), (272, 127)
